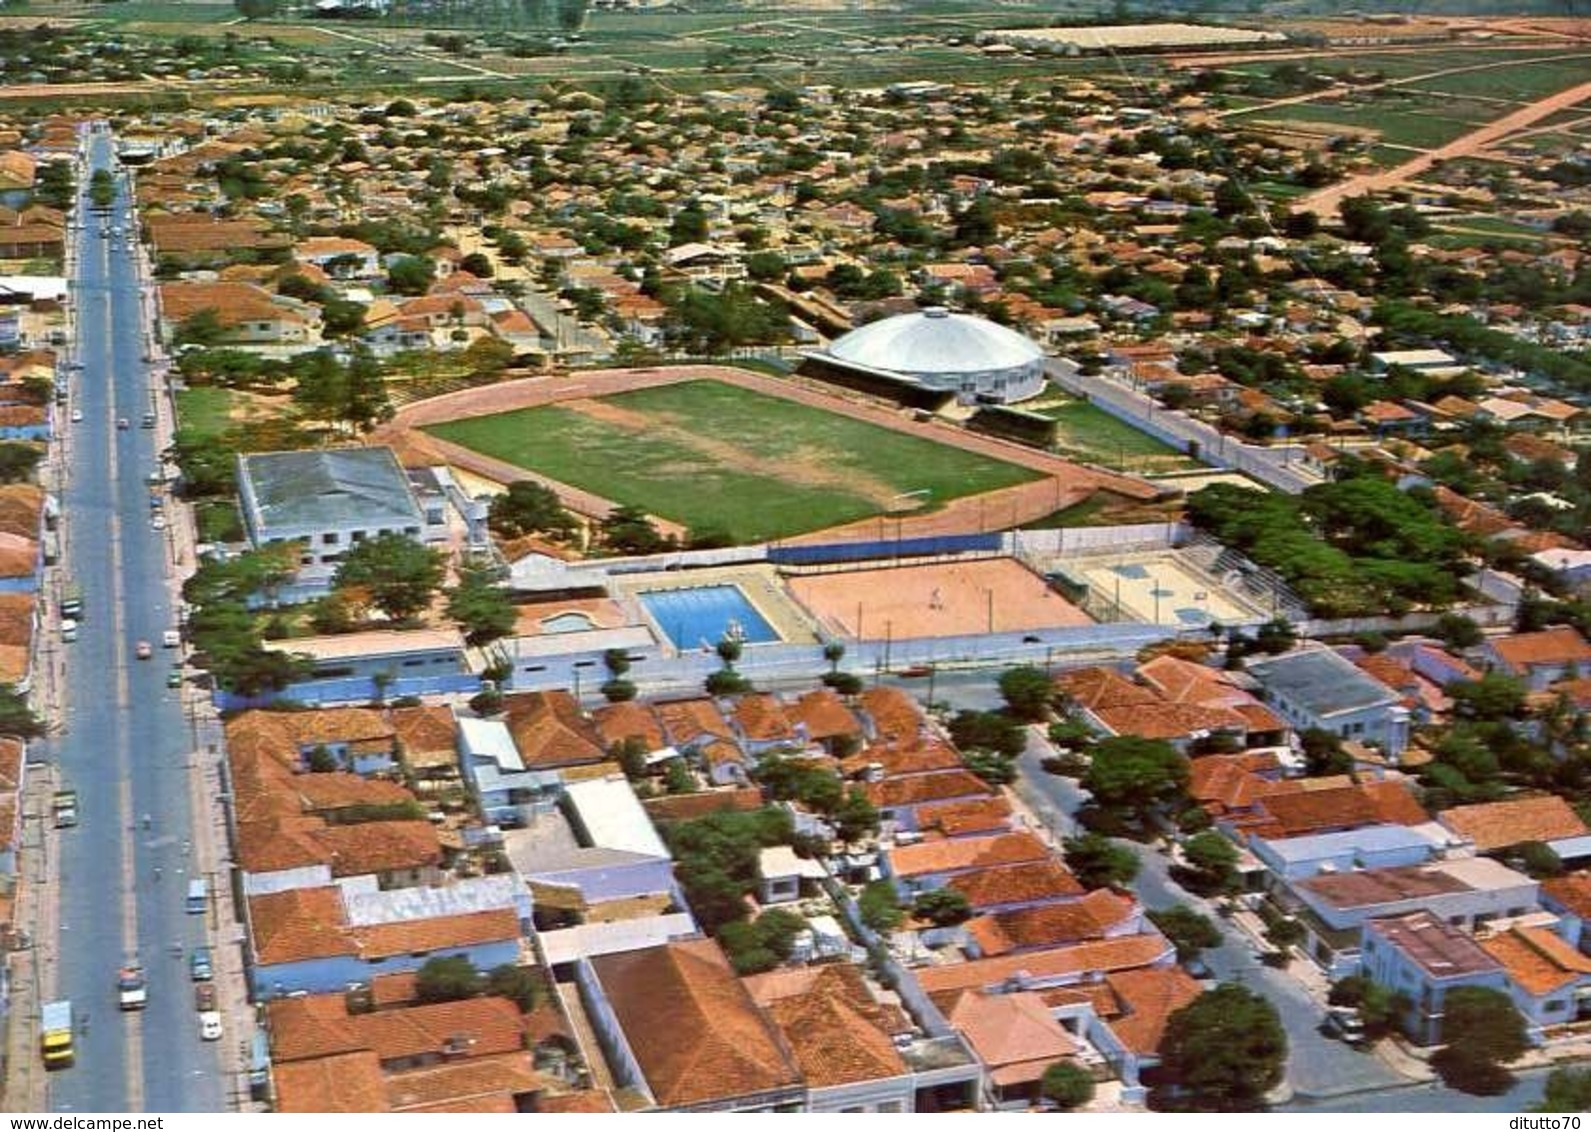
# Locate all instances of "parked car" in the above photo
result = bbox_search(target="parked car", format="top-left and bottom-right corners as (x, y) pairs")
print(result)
(166, 666), (182, 689)
(189, 947), (212, 982)
(116, 417), (129, 431)
(194, 983), (216, 1012)
(70, 408), (83, 423)
(198, 1011), (222, 1041)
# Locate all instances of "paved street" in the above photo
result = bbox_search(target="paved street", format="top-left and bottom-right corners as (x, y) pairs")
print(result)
(1046, 359), (1319, 494)
(40, 128), (224, 1113)
(1280, 1067), (1552, 1113)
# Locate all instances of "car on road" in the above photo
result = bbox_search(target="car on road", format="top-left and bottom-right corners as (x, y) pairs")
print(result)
(166, 666), (182, 689)
(141, 411), (156, 429)
(162, 629), (181, 648)
(189, 947), (212, 982)
(194, 983), (215, 1012)
(116, 417), (129, 431)
(151, 514), (166, 532)
(117, 964), (147, 1011)
(198, 1011), (222, 1041)
(1323, 1006), (1369, 1048)
(135, 640), (152, 660)
(70, 409), (83, 423)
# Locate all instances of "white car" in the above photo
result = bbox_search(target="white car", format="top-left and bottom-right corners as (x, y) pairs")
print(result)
(151, 514), (167, 532)
(69, 408), (83, 423)
(198, 1011), (222, 1041)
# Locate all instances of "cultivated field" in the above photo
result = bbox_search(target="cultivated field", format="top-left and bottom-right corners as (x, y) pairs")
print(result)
(424, 378), (1042, 544)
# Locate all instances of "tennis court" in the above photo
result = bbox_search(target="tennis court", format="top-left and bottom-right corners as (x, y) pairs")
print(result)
(1078, 551), (1266, 627)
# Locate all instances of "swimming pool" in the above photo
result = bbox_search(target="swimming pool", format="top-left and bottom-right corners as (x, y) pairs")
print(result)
(640, 585), (781, 650)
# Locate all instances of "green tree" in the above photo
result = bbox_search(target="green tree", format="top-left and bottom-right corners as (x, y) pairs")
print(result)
(1448, 672), (1527, 721)
(832, 786), (880, 845)
(175, 308), (227, 347)
(458, 252), (494, 278)
(998, 665), (1054, 721)
(913, 889), (972, 927)
(1432, 986), (1529, 1095)
(415, 955), (482, 1003)
(386, 254), (436, 296)
(1434, 612), (1484, 651)
(234, 0), (281, 18)
(445, 566), (517, 646)
(1063, 831), (1140, 889)
(488, 480), (576, 541)
(601, 504), (670, 555)
(1300, 728), (1352, 776)
(0, 442), (43, 484)
(1536, 1066), (1591, 1113)
(320, 298), (367, 338)
(1082, 736), (1190, 820)
(858, 879), (904, 934)
(1254, 618), (1296, 655)
(1148, 905), (1223, 962)
(333, 532), (446, 622)
(484, 963), (539, 1012)
(1151, 985), (1287, 1112)
(948, 710), (1025, 758)
(1177, 830), (1240, 895)
(0, 683), (44, 739)
(1040, 1061), (1096, 1110)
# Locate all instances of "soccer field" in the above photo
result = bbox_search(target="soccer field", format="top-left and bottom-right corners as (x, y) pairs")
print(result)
(424, 379), (1041, 543)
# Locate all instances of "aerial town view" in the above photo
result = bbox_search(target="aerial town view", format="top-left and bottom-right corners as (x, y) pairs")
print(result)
(0, 0), (1589, 1119)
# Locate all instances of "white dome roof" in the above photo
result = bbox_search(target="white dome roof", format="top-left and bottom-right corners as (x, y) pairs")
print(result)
(827, 308), (1043, 376)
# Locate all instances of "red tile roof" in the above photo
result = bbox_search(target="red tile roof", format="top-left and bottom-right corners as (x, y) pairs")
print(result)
(501, 690), (606, 769)
(965, 888), (1138, 956)
(1104, 967), (1204, 1055)
(914, 933), (1174, 994)
(591, 939), (801, 1108)
(946, 861), (1086, 910)
(888, 831), (1050, 879)
(744, 964), (909, 1088)
(1491, 627), (1591, 672)
(1439, 795), (1589, 852)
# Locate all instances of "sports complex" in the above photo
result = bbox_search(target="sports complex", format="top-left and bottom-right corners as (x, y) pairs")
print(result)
(379, 366), (1285, 681)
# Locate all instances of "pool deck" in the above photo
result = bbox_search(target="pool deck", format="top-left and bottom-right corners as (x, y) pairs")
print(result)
(611, 564), (822, 648)
(512, 596), (632, 638)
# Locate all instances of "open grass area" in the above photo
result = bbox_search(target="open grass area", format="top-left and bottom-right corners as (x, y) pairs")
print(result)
(1035, 400), (1199, 474)
(1262, 96), (1491, 149)
(175, 386), (239, 439)
(425, 378), (1041, 543)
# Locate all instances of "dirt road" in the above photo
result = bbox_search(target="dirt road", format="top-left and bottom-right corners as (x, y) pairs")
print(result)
(1295, 77), (1591, 217)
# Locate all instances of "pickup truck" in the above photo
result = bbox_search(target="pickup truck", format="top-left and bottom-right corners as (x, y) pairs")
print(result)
(52, 790), (78, 829)
(117, 964), (147, 1011)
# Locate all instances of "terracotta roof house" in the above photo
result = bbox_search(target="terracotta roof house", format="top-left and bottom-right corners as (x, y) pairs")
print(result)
(731, 692), (800, 753)
(1477, 922), (1591, 1034)
(944, 990), (1077, 1106)
(965, 888), (1141, 958)
(791, 689), (864, 753)
(917, 933), (1175, 997)
(501, 690), (606, 770)
(865, 769), (993, 826)
(886, 832), (1051, 894)
(743, 964), (922, 1110)
(945, 861), (1087, 913)
(158, 280), (314, 345)
(1229, 780), (1428, 842)
(1101, 967), (1203, 1061)
(390, 704), (460, 775)
(916, 796), (1013, 839)
(1485, 628), (1591, 691)
(858, 686), (925, 744)
(1438, 795), (1590, 854)
(586, 939), (803, 1111)
(653, 696), (736, 753)
(591, 700), (667, 753)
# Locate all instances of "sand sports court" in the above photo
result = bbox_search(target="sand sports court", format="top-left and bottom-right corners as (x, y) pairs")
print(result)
(787, 558), (1093, 641)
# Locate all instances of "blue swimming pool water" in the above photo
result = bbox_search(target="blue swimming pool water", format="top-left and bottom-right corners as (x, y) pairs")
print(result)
(641, 585), (781, 650)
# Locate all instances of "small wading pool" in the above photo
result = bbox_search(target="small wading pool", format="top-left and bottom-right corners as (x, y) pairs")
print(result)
(640, 585), (780, 650)
(540, 611), (599, 634)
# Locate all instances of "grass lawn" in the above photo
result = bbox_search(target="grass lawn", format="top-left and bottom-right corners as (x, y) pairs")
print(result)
(425, 379), (1040, 543)
(175, 387), (238, 439)
(195, 499), (243, 544)
(1035, 400), (1200, 473)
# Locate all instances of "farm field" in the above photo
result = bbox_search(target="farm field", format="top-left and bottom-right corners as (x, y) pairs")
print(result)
(1258, 97), (1494, 149)
(424, 378), (1041, 543)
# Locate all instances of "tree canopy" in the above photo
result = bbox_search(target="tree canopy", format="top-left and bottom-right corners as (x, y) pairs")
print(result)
(1082, 736), (1190, 820)
(332, 532), (446, 622)
(1151, 985), (1287, 1111)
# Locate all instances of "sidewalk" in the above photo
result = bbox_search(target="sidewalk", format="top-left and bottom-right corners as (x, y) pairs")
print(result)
(2, 768), (60, 1113)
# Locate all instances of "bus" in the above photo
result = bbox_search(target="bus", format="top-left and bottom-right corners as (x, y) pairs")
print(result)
(185, 877), (207, 915)
(40, 1000), (73, 1068)
(60, 582), (82, 620)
